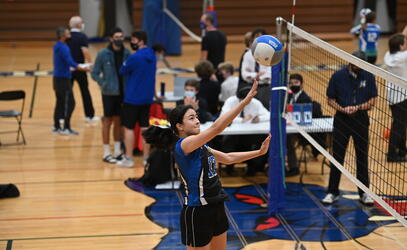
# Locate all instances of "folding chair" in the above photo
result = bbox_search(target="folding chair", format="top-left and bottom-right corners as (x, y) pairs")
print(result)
(0, 90), (26, 145)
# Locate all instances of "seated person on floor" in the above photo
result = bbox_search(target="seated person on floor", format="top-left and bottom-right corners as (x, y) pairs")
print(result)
(220, 86), (270, 176)
(176, 79), (212, 123)
(286, 73), (325, 177)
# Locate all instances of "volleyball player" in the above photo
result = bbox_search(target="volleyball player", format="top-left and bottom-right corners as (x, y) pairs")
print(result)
(169, 80), (271, 249)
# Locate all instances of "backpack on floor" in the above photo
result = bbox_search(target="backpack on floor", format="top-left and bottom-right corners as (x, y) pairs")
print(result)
(139, 149), (173, 187)
(0, 183), (20, 198)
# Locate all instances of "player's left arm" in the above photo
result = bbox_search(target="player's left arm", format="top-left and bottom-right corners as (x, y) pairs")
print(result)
(209, 135), (271, 164)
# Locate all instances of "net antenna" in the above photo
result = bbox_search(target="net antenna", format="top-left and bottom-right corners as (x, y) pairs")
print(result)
(280, 17), (407, 227)
(162, 0), (202, 42)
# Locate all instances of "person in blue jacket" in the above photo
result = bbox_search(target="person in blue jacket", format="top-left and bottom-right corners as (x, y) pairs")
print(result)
(117, 31), (156, 168)
(52, 26), (88, 135)
(171, 80), (270, 249)
(92, 27), (131, 163)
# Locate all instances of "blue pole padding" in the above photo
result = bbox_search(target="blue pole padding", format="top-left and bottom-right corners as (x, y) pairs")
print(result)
(267, 52), (288, 215)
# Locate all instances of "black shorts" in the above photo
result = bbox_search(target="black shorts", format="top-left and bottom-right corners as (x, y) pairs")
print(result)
(180, 202), (229, 247)
(121, 102), (150, 129)
(102, 95), (122, 117)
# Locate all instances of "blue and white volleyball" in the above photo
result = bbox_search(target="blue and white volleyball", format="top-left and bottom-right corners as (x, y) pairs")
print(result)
(251, 35), (284, 66)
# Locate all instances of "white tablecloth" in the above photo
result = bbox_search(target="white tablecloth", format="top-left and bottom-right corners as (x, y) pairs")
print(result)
(199, 117), (334, 135)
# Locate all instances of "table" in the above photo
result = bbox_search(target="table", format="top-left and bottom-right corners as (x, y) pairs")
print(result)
(156, 92), (183, 102)
(199, 117), (334, 135)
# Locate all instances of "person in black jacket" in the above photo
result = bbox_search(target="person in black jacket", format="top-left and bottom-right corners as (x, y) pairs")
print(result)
(194, 60), (221, 117)
(286, 74), (325, 176)
(176, 79), (212, 123)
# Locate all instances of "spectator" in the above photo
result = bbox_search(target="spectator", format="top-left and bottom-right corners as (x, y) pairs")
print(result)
(195, 60), (221, 116)
(220, 86), (270, 176)
(176, 79), (212, 123)
(237, 31), (253, 89)
(52, 27), (88, 135)
(240, 28), (271, 109)
(385, 34), (407, 162)
(350, 11), (381, 64)
(117, 31), (156, 168)
(152, 43), (171, 68)
(218, 62), (238, 105)
(91, 27), (131, 163)
(200, 13), (227, 69)
(66, 16), (99, 122)
(322, 51), (377, 205)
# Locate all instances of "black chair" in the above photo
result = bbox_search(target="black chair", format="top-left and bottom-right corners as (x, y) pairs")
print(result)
(0, 90), (26, 145)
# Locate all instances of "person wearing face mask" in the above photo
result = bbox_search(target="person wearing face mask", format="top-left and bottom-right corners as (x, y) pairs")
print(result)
(66, 16), (99, 123)
(175, 79), (212, 124)
(322, 51), (378, 205)
(117, 30), (156, 168)
(91, 27), (131, 163)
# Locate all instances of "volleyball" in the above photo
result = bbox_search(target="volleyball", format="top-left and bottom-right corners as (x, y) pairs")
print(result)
(251, 35), (284, 66)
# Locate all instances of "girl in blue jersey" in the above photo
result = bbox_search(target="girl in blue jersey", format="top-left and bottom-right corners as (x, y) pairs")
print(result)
(169, 80), (271, 249)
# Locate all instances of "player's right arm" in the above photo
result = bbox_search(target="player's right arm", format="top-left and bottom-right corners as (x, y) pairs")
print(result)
(181, 80), (258, 154)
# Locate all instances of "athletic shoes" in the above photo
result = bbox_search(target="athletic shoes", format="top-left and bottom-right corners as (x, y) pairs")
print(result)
(116, 156), (134, 168)
(360, 193), (374, 206)
(85, 116), (100, 123)
(103, 155), (117, 164)
(115, 154), (124, 161)
(51, 127), (61, 134)
(60, 129), (79, 136)
(322, 193), (339, 204)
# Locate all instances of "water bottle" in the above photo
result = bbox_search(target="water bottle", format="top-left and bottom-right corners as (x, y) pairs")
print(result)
(160, 82), (165, 97)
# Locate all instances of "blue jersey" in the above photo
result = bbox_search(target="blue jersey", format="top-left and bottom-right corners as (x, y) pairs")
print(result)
(350, 23), (381, 56)
(175, 138), (228, 206)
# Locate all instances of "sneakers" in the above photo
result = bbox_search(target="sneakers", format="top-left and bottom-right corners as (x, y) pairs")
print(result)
(85, 116), (100, 123)
(103, 155), (117, 164)
(322, 193), (339, 204)
(360, 193), (374, 206)
(116, 155), (134, 168)
(51, 127), (61, 134)
(60, 128), (79, 136)
(115, 154), (124, 161)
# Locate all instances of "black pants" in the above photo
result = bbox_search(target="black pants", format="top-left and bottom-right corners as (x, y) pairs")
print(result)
(53, 77), (75, 130)
(388, 99), (407, 158)
(222, 134), (267, 173)
(328, 112), (370, 196)
(286, 134), (298, 171)
(71, 71), (95, 118)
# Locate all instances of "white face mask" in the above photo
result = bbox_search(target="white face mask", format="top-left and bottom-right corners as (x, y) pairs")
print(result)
(184, 90), (196, 98)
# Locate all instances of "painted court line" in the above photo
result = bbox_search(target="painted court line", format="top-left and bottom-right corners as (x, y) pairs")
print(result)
(0, 232), (163, 243)
(0, 213), (144, 222)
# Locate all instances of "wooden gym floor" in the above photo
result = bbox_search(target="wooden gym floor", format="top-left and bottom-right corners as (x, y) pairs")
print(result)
(0, 38), (406, 250)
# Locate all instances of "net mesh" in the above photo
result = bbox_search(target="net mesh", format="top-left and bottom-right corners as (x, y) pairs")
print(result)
(286, 22), (407, 226)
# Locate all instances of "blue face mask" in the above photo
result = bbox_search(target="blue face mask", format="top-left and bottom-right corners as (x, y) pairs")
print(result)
(184, 90), (196, 98)
(199, 21), (206, 30)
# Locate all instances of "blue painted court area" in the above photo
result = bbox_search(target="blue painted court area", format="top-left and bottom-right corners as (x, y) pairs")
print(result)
(131, 182), (394, 249)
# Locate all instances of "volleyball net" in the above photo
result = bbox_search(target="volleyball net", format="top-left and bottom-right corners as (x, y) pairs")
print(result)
(280, 19), (407, 227)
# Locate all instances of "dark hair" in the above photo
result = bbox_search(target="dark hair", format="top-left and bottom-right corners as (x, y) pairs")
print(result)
(169, 105), (194, 135)
(365, 12), (376, 23)
(142, 125), (177, 149)
(389, 34), (405, 54)
(131, 30), (148, 44)
(204, 13), (214, 24)
(236, 86), (251, 99)
(152, 43), (165, 53)
(251, 28), (267, 40)
(195, 60), (215, 79)
(56, 26), (67, 40)
(109, 27), (123, 37)
(352, 50), (367, 61)
(289, 73), (303, 84)
(185, 79), (200, 91)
